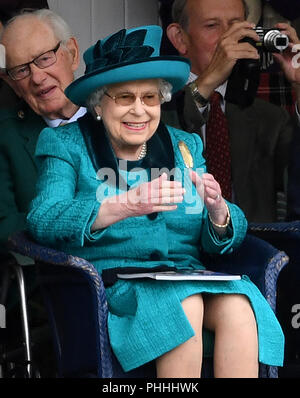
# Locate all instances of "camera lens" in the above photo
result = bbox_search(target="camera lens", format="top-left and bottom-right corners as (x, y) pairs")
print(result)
(275, 37), (288, 47)
(263, 30), (289, 52)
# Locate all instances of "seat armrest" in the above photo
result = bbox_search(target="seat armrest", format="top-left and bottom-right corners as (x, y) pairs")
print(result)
(201, 233), (289, 311)
(7, 231), (113, 378)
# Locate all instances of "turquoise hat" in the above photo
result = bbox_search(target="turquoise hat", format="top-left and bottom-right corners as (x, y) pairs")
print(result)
(65, 25), (190, 106)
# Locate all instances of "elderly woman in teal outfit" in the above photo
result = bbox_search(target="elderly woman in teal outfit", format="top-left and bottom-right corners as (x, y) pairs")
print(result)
(27, 25), (284, 377)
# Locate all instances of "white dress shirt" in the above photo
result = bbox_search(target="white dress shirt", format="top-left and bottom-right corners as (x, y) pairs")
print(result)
(42, 106), (87, 127)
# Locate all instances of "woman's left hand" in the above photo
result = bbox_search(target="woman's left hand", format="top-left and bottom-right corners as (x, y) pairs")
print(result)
(190, 170), (229, 226)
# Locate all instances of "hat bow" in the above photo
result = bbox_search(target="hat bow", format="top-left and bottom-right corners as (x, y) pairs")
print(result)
(85, 29), (154, 73)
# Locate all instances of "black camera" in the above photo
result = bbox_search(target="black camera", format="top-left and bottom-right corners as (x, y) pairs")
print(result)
(252, 27), (289, 53)
(225, 27), (289, 108)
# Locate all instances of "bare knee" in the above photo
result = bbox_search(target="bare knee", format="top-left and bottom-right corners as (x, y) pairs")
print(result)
(203, 294), (258, 378)
(181, 294), (205, 342)
(156, 294), (204, 378)
(203, 294), (257, 331)
(182, 294), (204, 320)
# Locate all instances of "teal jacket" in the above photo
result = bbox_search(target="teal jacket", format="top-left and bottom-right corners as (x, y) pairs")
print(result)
(0, 102), (46, 250)
(27, 115), (286, 371)
(27, 114), (247, 273)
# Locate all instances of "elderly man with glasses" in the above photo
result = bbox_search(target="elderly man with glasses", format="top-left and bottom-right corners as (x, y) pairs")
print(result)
(0, 0), (50, 109)
(0, 9), (85, 250)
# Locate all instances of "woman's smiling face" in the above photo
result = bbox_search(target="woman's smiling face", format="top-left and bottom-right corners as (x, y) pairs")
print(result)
(95, 79), (161, 160)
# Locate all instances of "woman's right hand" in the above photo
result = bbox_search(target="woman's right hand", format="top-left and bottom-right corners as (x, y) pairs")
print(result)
(91, 173), (185, 231)
(124, 172), (185, 217)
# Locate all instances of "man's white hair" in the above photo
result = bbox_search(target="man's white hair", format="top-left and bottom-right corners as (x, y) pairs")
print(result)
(0, 9), (73, 44)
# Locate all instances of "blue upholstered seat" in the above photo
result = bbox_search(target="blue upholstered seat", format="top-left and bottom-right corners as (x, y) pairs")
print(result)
(249, 221), (300, 378)
(7, 230), (288, 378)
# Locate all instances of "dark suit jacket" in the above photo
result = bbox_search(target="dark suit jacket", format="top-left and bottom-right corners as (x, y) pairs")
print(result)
(268, 0), (300, 20)
(162, 87), (294, 223)
(0, 102), (46, 250)
(0, 82), (19, 109)
(287, 125), (300, 220)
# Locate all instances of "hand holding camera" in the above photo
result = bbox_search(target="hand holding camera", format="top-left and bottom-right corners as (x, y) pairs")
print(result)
(246, 26), (289, 53)
(225, 23), (294, 108)
(194, 21), (260, 100)
(194, 20), (298, 109)
(271, 23), (300, 87)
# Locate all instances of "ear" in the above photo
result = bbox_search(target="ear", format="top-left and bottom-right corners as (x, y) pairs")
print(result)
(66, 37), (80, 72)
(94, 104), (102, 117)
(166, 23), (189, 56)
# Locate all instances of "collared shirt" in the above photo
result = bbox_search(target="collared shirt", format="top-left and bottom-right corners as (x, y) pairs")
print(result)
(43, 106), (87, 127)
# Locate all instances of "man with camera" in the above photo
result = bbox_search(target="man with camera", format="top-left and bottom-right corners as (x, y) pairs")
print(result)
(162, 0), (300, 223)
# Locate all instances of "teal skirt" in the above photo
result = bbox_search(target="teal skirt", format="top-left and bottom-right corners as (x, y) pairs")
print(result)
(106, 276), (284, 372)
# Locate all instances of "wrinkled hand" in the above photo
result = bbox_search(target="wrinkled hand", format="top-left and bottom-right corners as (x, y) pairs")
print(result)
(189, 170), (229, 226)
(272, 23), (300, 85)
(122, 173), (185, 217)
(197, 21), (260, 98)
(93, 173), (185, 231)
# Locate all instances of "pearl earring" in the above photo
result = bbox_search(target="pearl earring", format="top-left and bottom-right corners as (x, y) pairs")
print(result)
(96, 114), (101, 121)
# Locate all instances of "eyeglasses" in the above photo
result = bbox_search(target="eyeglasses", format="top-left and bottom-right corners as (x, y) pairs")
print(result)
(6, 41), (62, 81)
(104, 91), (163, 106)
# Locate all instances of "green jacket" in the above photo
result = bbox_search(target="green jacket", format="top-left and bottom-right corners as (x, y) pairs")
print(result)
(0, 102), (46, 250)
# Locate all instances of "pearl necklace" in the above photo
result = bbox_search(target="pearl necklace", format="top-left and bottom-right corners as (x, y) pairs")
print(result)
(137, 142), (147, 160)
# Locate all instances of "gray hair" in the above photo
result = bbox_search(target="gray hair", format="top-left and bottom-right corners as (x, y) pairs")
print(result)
(0, 9), (73, 44)
(86, 79), (173, 117)
(172, 0), (249, 30)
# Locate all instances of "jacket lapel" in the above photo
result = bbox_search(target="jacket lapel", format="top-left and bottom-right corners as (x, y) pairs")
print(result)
(226, 102), (257, 195)
(17, 104), (47, 163)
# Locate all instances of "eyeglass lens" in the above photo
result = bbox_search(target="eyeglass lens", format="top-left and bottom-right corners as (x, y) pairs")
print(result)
(107, 92), (161, 106)
(8, 43), (60, 80)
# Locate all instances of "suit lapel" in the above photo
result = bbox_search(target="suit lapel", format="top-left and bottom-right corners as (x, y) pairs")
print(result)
(17, 105), (47, 164)
(226, 102), (257, 194)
